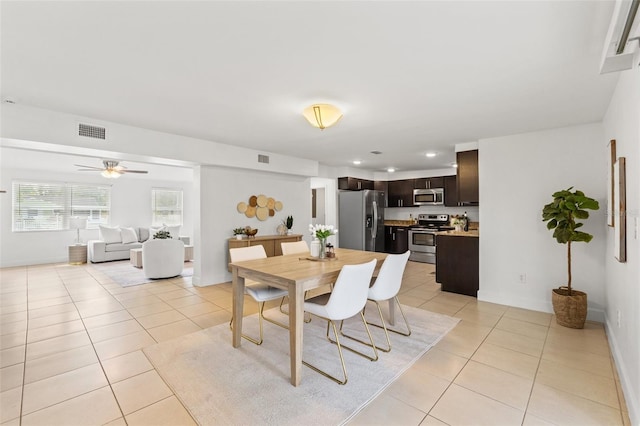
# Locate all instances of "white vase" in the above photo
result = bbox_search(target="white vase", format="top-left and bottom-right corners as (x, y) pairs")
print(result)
(235, 234), (243, 240)
(310, 239), (321, 257)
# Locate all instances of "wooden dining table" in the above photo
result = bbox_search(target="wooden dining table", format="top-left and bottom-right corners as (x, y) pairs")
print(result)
(230, 247), (389, 386)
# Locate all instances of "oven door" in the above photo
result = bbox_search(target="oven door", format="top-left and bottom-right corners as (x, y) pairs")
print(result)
(408, 229), (437, 263)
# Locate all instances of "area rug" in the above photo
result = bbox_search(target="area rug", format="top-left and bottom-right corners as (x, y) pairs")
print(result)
(144, 304), (459, 425)
(91, 260), (193, 287)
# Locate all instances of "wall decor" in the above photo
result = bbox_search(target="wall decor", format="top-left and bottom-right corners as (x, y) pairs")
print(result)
(614, 157), (626, 262)
(607, 139), (616, 227)
(237, 195), (283, 221)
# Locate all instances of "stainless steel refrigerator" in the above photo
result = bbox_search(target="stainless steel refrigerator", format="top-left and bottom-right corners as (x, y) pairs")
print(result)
(338, 190), (385, 252)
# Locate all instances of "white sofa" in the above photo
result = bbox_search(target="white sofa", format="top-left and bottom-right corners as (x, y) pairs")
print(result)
(88, 225), (189, 263)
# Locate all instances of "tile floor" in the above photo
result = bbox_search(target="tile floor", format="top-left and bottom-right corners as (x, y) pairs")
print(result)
(0, 260), (631, 425)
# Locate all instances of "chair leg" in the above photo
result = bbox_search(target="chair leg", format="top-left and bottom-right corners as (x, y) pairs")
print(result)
(342, 301), (392, 352)
(229, 302), (265, 345)
(329, 312), (379, 361)
(366, 296), (412, 337)
(278, 296), (312, 323)
(302, 319), (349, 385)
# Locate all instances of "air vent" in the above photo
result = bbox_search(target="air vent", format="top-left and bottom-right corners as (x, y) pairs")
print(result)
(370, 150), (382, 155)
(258, 154), (270, 164)
(78, 123), (106, 140)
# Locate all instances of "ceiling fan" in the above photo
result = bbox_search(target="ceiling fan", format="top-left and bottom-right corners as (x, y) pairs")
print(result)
(75, 160), (148, 178)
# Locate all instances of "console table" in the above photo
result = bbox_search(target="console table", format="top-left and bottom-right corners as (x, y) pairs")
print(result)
(227, 234), (302, 270)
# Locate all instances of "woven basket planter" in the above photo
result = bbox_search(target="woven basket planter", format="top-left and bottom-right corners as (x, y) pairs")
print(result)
(551, 287), (587, 329)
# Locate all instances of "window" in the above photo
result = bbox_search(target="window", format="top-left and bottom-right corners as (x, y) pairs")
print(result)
(12, 181), (111, 231)
(151, 188), (183, 226)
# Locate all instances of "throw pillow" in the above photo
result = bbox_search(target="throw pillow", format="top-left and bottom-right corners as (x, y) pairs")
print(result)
(150, 226), (165, 238)
(165, 225), (181, 239)
(99, 225), (122, 244)
(120, 227), (138, 244)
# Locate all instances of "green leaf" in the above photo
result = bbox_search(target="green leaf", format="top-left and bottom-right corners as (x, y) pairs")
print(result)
(574, 210), (589, 219)
(546, 219), (557, 229)
(581, 199), (600, 210)
(573, 231), (594, 243)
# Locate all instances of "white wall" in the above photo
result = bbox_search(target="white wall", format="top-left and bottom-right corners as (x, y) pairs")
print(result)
(0, 166), (193, 267)
(478, 123), (607, 321)
(192, 166), (312, 286)
(602, 64), (639, 426)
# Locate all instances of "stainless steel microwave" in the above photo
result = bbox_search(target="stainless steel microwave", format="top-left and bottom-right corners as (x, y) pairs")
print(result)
(413, 188), (444, 205)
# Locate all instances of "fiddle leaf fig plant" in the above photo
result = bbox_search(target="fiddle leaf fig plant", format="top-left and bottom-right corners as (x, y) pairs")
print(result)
(541, 187), (599, 295)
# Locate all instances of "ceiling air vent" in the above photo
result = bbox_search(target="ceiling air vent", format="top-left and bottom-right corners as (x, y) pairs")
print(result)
(78, 123), (106, 140)
(258, 154), (270, 164)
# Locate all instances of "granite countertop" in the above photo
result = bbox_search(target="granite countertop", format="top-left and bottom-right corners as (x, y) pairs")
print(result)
(384, 220), (415, 227)
(437, 229), (479, 238)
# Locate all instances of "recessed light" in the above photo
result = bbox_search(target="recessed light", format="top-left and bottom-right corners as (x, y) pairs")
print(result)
(426, 152), (437, 158)
(387, 167), (395, 173)
(452, 163), (458, 168)
(352, 160), (361, 165)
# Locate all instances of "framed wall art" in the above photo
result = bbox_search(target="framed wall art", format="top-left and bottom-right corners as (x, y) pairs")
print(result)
(613, 157), (626, 262)
(607, 139), (616, 227)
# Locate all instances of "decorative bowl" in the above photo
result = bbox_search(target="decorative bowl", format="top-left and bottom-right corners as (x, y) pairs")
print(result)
(245, 228), (258, 238)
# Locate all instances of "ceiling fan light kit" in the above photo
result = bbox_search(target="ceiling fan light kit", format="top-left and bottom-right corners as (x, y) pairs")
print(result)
(75, 160), (149, 178)
(303, 104), (342, 130)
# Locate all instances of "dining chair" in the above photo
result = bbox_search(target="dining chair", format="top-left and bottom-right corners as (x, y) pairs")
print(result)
(229, 245), (289, 345)
(303, 259), (378, 385)
(342, 250), (411, 353)
(280, 240), (309, 255)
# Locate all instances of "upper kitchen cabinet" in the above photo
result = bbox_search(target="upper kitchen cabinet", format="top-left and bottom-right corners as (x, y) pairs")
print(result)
(444, 175), (459, 207)
(387, 179), (415, 207)
(414, 176), (445, 189)
(338, 177), (374, 191)
(456, 150), (479, 205)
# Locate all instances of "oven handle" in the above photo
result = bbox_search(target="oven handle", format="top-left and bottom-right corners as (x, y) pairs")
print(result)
(372, 200), (378, 239)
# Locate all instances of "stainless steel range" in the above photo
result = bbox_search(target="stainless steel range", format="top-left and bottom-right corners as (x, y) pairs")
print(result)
(408, 214), (453, 263)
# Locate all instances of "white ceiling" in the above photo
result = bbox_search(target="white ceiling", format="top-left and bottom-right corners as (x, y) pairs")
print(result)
(0, 1), (619, 172)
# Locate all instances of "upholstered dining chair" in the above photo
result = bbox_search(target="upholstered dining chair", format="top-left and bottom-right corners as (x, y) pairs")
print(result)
(342, 250), (411, 353)
(278, 241), (312, 322)
(302, 259), (378, 385)
(229, 245), (289, 345)
(280, 240), (309, 255)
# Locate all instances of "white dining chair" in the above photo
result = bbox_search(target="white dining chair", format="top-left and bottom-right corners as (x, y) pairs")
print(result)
(342, 250), (411, 352)
(302, 259), (378, 385)
(280, 240), (309, 255)
(229, 245), (289, 345)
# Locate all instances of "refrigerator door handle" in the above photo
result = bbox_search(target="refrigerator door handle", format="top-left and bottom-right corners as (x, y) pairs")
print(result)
(372, 200), (378, 239)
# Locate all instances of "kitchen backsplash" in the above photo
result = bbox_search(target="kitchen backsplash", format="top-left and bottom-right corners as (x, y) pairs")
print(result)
(384, 205), (479, 222)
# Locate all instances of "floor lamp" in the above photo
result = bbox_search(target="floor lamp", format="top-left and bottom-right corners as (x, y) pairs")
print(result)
(69, 217), (87, 245)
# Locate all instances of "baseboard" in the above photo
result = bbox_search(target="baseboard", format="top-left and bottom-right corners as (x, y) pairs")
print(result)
(477, 290), (605, 323)
(0, 256), (68, 268)
(605, 319), (639, 426)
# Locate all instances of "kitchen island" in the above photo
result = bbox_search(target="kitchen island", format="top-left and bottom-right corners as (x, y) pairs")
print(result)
(435, 230), (479, 297)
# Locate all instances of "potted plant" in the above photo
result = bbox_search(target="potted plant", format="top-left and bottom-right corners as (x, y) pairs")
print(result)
(542, 187), (599, 329)
(233, 227), (245, 240)
(284, 215), (294, 234)
(153, 230), (172, 239)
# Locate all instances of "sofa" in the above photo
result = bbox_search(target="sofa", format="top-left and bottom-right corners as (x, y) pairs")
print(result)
(88, 225), (189, 263)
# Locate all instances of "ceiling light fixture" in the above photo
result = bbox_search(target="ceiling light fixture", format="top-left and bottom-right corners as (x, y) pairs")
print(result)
(387, 168), (396, 173)
(452, 163), (458, 168)
(353, 160), (362, 165)
(302, 104), (342, 130)
(101, 169), (121, 179)
(426, 152), (437, 158)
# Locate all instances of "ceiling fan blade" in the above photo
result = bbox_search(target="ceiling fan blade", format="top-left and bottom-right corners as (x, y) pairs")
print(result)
(74, 164), (104, 170)
(77, 169), (103, 172)
(121, 170), (148, 174)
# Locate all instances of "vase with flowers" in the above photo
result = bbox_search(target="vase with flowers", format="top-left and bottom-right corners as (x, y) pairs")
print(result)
(309, 224), (338, 258)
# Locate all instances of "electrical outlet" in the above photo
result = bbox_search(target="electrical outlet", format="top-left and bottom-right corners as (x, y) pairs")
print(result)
(519, 273), (527, 284)
(617, 310), (621, 328)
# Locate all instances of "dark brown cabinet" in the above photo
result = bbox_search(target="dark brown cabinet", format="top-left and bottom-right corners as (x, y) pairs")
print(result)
(387, 180), (415, 207)
(444, 175), (459, 207)
(414, 176), (445, 189)
(456, 150), (479, 205)
(384, 226), (409, 254)
(435, 235), (479, 297)
(338, 177), (374, 191)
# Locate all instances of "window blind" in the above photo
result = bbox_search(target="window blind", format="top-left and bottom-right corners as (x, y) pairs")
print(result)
(151, 188), (183, 226)
(12, 181), (111, 231)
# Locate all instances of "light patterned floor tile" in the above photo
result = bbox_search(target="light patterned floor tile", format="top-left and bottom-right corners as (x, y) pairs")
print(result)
(112, 370), (173, 415)
(386, 369), (451, 412)
(472, 342), (540, 379)
(347, 393), (427, 426)
(412, 348), (468, 381)
(101, 350), (154, 384)
(146, 319), (201, 342)
(93, 331), (157, 361)
(24, 345), (98, 384)
(0, 387), (22, 423)
(0, 363), (24, 392)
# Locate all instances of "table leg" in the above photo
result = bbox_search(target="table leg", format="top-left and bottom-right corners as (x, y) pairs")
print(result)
(232, 268), (244, 348)
(388, 299), (396, 326)
(289, 282), (303, 386)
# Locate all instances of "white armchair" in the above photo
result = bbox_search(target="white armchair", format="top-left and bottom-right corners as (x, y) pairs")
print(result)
(142, 239), (185, 279)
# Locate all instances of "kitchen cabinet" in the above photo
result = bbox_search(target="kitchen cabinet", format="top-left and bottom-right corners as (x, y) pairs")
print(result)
(444, 175), (459, 207)
(385, 226), (409, 254)
(387, 179), (415, 208)
(456, 150), (479, 205)
(338, 177), (374, 191)
(414, 176), (445, 189)
(374, 181), (388, 207)
(435, 234), (478, 297)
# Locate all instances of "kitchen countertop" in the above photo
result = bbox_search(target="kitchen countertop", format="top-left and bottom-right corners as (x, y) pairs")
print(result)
(384, 220), (415, 227)
(436, 230), (479, 238)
